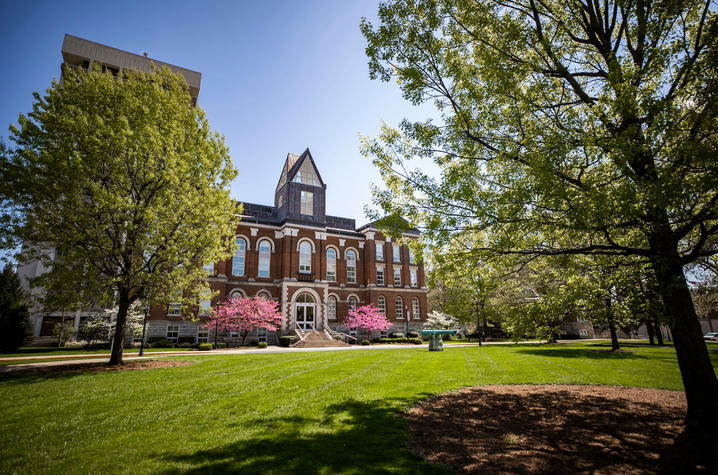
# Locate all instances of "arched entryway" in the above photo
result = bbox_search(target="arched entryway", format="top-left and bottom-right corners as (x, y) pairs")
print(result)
(295, 293), (316, 331)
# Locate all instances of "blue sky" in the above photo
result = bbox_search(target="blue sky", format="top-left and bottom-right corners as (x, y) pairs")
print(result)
(0, 0), (433, 226)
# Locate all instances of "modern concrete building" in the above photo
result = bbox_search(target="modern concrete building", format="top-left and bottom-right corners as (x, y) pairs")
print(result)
(60, 34), (201, 105)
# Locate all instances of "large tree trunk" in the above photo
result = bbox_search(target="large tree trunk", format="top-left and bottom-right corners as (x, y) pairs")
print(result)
(108, 291), (131, 366)
(650, 251), (718, 430)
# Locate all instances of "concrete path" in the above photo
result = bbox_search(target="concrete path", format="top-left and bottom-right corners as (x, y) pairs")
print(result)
(0, 341), (542, 373)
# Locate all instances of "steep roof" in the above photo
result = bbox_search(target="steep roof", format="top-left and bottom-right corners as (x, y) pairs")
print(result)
(275, 148), (325, 193)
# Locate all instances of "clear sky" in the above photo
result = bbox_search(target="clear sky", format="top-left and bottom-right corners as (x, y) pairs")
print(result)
(0, 0), (432, 227)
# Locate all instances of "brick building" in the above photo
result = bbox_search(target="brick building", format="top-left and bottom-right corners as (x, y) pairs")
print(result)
(145, 149), (428, 344)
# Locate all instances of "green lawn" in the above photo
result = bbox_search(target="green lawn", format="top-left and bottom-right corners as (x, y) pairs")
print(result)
(1, 343), (716, 474)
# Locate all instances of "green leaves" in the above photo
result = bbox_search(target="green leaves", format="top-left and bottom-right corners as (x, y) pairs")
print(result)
(2, 66), (238, 310)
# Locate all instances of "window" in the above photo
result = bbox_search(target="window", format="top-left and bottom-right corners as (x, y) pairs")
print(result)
(395, 297), (404, 319)
(413, 298), (420, 320)
(376, 243), (384, 260)
(229, 289), (245, 299)
(299, 241), (312, 273)
(166, 325), (179, 342)
(579, 329), (588, 336)
(197, 326), (209, 344)
(376, 267), (384, 285)
(410, 269), (418, 287)
(409, 248), (416, 264)
(346, 250), (357, 283)
(394, 268), (401, 286)
(327, 296), (337, 320)
(168, 301), (181, 316)
(393, 244), (401, 262)
(203, 262), (214, 275)
(301, 191), (313, 215)
(326, 248), (337, 281)
(293, 160), (321, 186)
(257, 291), (271, 300)
(380, 330), (388, 339)
(378, 296), (386, 315)
(198, 299), (211, 316)
(348, 296), (358, 311)
(257, 327), (267, 343)
(232, 238), (247, 276)
(277, 194), (283, 208)
(258, 240), (271, 278)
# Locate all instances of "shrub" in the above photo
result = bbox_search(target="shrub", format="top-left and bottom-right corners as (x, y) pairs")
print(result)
(147, 337), (173, 348)
(279, 336), (297, 347)
(406, 331), (420, 338)
(361, 340), (370, 345)
(409, 337), (423, 344)
(177, 336), (195, 345)
(177, 342), (193, 348)
(198, 343), (213, 351)
(214, 342), (227, 349)
(257, 341), (268, 348)
(389, 332), (404, 339)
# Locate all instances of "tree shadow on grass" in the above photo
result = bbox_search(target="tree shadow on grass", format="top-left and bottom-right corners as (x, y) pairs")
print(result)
(516, 348), (648, 360)
(156, 396), (449, 474)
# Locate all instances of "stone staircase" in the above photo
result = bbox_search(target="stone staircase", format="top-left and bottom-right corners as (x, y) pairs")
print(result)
(293, 330), (350, 348)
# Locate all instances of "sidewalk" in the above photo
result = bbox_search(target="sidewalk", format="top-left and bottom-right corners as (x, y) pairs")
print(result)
(0, 340), (541, 373)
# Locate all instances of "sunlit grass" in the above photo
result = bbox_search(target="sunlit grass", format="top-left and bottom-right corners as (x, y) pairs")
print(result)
(1, 343), (715, 474)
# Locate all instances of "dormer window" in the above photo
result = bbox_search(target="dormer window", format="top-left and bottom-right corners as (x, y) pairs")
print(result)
(301, 191), (313, 215)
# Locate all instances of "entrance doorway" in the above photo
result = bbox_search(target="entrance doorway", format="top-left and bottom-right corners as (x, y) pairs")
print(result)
(295, 293), (316, 331)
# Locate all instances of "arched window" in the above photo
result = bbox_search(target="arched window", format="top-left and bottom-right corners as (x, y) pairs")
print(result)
(258, 240), (271, 278)
(257, 291), (271, 300)
(229, 289), (245, 299)
(327, 296), (337, 320)
(348, 296), (358, 311)
(326, 248), (337, 281)
(299, 241), (312, 273)
(395, 297), (404, 319)
(232, 238), (247, 276)
(412, 297), (420, 320)
(377, 296), (386, 315)
(346, 250), (357, 283)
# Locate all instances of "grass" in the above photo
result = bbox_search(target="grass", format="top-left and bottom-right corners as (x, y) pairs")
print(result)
(1, 343), (716, 474)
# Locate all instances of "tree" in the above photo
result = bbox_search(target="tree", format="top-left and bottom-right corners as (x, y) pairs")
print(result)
(0, 265), (32, 352)
(361, 0), (718, 428)
(424, 310), (458, 330)
(0, 66), (238, 365)
(78, 302), (145, 345)
(344, 304), (392, 341)
(209, 296), (282, 346)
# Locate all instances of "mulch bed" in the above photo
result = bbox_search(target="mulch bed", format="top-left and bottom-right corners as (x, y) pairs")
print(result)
(403, 385), (717, 474)
(20, 360), (194, 375)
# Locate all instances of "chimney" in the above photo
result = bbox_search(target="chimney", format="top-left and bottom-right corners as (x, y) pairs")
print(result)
(143, 52), (148, 57)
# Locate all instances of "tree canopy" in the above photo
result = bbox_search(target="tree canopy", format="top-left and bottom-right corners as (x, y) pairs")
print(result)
(0, 66), (239, 364)
(361, 0), (718, 428)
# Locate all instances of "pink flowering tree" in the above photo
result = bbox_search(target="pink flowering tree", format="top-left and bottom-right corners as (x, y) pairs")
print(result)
(208, 296), (283, 346)
(344, 304), (392, 341)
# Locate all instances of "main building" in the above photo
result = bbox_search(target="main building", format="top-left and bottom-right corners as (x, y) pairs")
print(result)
(146, 148), (428, 344)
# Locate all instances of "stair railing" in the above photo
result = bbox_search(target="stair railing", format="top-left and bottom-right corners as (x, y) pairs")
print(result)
(326, 327), (357, 344)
